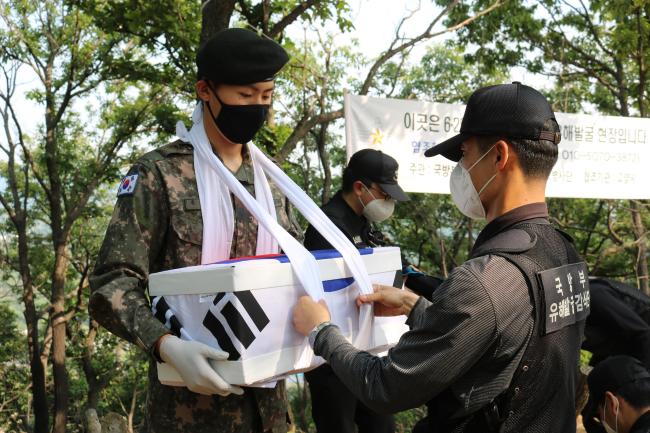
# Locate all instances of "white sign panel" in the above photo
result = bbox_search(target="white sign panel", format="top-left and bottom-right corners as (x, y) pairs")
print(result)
(344, 93), (650, 199)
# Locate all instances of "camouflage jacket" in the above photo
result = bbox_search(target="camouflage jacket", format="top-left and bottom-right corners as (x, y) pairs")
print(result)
(89, 140), (302, 433)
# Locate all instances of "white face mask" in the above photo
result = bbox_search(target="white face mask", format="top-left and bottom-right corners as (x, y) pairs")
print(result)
(449, 145), (497, 220)
(358, 185), (396, 222)
(602, 397), (619, 433)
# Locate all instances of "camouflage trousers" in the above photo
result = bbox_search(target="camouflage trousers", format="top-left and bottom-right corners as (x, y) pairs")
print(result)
(143, 363), (289, 433)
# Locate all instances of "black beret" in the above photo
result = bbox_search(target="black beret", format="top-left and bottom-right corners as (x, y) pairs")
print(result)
(196, 28), (289, 85)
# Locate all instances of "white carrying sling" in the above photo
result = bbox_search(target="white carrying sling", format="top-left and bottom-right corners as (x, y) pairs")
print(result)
(175, 104), (376, 364)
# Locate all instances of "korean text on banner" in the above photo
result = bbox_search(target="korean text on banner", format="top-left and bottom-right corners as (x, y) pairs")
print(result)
(344, 93), (650, 200)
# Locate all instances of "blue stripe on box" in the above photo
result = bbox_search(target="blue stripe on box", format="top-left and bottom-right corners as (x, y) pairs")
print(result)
(322, 277), (355, 292)
(214, 248), (375, 294)
(218, 248), (374, 264)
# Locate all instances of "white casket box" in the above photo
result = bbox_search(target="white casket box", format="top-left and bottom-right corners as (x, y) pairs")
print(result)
(149, 246), (408, 386)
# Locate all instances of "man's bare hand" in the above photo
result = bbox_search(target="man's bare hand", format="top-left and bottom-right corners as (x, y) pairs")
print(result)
(356, 284), (420, 316)
(292, 296), (331, 336)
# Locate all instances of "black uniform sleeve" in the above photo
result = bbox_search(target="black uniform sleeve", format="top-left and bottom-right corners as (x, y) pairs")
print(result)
(313, 264), (498, 413)
(585, 286), (650, 366)
(405, 274), (445, 300)
(304, 224), (334, 251)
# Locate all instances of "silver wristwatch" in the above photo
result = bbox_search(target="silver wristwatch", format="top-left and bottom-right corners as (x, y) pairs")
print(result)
(308, 321), (333, 348)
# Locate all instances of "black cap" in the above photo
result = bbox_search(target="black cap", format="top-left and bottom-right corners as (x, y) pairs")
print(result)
(424, 82), (561, 161)
(347, 149), (409, 201)
(584, 356), (650, 419)
(196, 28), (289, 85)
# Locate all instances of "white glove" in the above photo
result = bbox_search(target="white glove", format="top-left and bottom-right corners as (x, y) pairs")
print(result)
(158, 335), (244, 396)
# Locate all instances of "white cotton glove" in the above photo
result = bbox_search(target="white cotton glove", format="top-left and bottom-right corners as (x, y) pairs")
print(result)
(158, 335), (244, 396)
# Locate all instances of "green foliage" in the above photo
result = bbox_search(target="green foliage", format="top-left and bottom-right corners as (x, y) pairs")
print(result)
(439, 0), (650, 290)
(2, 1), (648, 431)
(77, 0), (201, 94)
(394, 406), (428, 433)
(236, 0), (354, 34)
(0, 302), (31, 432)
(443, 0), (650, 116)
(394, 44), (508, 103)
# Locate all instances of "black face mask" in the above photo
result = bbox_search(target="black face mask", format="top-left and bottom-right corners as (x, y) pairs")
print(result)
(206, 87), (269, 144)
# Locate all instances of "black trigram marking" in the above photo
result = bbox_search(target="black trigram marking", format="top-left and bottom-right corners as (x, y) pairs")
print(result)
(234, 291), (270, 330)
(213, 292), (226, 305)
(392, 270), (403, 289)
(203, 310), (240, 360)
(203, 291), (270, 361)
(221, 302), (255, 348)
(152, 296), (182, 338)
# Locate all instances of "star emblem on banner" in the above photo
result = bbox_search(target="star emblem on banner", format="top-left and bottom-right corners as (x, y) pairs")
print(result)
(370, 128), (384, 145)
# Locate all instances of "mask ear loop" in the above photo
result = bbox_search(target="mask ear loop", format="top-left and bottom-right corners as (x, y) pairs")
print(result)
(468, 143), (498, 196)
(202, 84), (233, 144)
(357, 183), (376, 209)
(603, 395), (620, 433)
(467, 143), (497, 172)
(477, 172), (497, 196)
(202, 83), (220, 123)
(362, 184), (378, 200)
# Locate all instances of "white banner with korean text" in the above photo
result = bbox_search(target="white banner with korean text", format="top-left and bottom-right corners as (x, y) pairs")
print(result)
(344, 93), (650, 199)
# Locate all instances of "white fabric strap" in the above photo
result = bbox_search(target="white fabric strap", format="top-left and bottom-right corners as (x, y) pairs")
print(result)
(247, 143), (374, 348)
(176, 104), (279, 264)
(176, 103), (374, 352)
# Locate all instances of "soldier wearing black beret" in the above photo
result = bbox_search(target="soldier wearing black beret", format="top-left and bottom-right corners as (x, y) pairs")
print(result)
(195, 27), (289, 147)
(90, 28), (299, 433)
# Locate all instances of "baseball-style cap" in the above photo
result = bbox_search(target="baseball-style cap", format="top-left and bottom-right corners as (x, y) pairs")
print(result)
(584, 355), (650, 419)
(347, 149), (409, 201)
(424, 82), (561, 161)
(197, 28), (289, 85)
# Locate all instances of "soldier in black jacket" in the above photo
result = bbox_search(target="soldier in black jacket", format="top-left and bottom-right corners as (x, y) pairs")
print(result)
(584, 277), (650, 367)
(584, 356), (650, 433)
(294, 82), (589, 432)
(581, 277), (650, 433)
(303, 149), (409, 433)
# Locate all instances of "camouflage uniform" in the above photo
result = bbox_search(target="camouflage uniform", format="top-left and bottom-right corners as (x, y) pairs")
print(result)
(89, 140), (302, 433)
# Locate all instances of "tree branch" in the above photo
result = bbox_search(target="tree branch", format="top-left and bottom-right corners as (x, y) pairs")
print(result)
(269, 0), (320, 38)
(276, 108), (343, 162)
(275, 0), (503, 162)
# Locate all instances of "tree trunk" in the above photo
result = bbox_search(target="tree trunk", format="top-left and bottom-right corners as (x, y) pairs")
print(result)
(466, 219), (474, 258)
(51, 243), (70, 433)
(316, 123), (332, 205)
(200, 0), (236, 45)
(19, 227), (49, 433)
(82, 319), (114, 412)
(629, 200), (649, 294)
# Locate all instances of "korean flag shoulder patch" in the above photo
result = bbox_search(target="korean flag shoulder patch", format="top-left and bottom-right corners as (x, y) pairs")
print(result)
(117, 174), (139, 197)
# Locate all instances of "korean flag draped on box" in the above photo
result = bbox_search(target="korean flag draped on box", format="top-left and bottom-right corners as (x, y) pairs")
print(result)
(150, 247), (407, 386)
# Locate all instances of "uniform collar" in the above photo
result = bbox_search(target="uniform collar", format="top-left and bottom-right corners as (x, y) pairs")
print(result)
(233, 159), (254, 185)
(204, 144), (254, 185)
(181, 139), (253, 183)
(474, 202), (549, 250)
(327, 191), (369, 234)
(630, 411), (650, 433)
